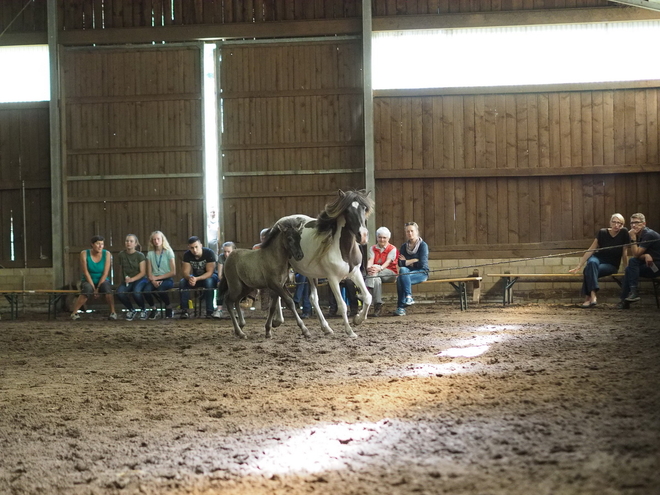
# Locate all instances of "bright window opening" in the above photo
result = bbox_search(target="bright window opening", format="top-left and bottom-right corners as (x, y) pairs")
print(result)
(0, 45), (50, 103)
(373, 21), (660, 90)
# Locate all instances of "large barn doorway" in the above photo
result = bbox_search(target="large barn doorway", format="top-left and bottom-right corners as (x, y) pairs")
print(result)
(215, 37), (366, 248)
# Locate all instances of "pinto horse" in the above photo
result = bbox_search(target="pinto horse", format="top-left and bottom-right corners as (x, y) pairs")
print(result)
(286, 189), (374, 338)
(218, 215), (309, 339)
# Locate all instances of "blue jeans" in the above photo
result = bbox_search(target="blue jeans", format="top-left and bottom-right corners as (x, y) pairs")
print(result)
(116, 277), (148, 311)
(294, 274), (312, 314)
(581, 256), (618, 296)
(396, 267), (428, 308)
(143, 278), (174, 307)
(180, 274), (219, 314)
(620, 257), (660, 300)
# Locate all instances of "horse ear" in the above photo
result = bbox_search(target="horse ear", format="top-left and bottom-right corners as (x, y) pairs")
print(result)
(338, 189), (346, 198)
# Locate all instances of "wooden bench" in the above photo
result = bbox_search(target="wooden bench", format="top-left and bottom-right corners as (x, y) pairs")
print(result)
(1, 289), (79, 320)
(383, 274), (483, 311)
(487, 273), (660, 308)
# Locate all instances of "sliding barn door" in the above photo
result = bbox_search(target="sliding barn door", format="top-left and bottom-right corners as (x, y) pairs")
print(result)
(61, 44), (204, 282)
(218, 39), (365, 247)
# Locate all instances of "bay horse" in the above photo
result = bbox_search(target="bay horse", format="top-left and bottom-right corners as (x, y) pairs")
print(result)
(218, 215), (309, 339)
(286, 189), (374, 338)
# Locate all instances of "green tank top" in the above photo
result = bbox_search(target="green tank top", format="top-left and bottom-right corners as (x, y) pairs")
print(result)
(84, 249), (107, 285)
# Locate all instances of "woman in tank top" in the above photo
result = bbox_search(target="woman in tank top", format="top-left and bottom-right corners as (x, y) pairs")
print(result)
(70, 235), (117, 320)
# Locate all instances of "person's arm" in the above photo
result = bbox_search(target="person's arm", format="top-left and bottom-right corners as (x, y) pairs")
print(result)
(181, 260), (192, 280)
(80, 251), (94, 288)
(569, 238), (598, 273)
(217, 262), (224, 280)
(196, 260), (216, 281)
(99, 251), (112, 288)
(418, 242), (429, 272)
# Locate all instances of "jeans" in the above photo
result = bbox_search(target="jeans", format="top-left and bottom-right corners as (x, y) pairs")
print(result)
(180, 274), (219, 314)
(143, 278), (174, 307)
(294, 274), (312, 314)
(581, 256), (618, 296)
(328, 280), (358, 312)
(116, 277), (148, 311)
(396, 266), (428, 308)
(620, 257), (660, 300)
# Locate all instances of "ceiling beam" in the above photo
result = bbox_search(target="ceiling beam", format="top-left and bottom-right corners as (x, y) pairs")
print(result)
(606, 1), (660, 13)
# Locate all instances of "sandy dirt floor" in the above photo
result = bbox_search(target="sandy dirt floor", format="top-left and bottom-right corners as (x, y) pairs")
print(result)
(1, 302), (659, 495)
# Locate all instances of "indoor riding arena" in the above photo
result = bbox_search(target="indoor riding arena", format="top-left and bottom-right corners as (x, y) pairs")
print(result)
(1, 1), (659, 495)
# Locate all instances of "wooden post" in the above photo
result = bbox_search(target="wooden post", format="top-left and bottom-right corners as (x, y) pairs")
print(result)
(471, 268), (481, 304)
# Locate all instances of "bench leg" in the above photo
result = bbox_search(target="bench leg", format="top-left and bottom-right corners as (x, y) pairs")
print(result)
(503, 277), (519, 306)
(4, 294), (19, 320)
(653, 279), (660, 309)
(448, 282), (468, 311)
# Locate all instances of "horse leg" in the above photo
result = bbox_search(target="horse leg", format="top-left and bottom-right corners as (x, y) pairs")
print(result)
(264, 296), (279, 339)
(272, 294), (284, 328)
(348, 267), (372, 326)
(226, 298), (247, 339)
(273, 287), (311, 338)
(308, 278), (334, 335)
(328, 278), (357, 339)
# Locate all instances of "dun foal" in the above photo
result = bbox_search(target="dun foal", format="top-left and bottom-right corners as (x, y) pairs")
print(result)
(218, 216), (309, 339)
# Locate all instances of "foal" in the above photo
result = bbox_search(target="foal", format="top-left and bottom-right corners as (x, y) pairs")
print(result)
(218, 216), (308, 339)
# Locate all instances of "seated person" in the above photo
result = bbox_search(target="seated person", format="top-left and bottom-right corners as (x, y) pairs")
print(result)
(328, 279), (359, 317)
(70, 235), (117, 320)
(394, 222), (429, 316)
(179, 236), (218, 319)
(619, 212), (660, 308)
(294, 273), (312, 318)
(143, 230), (176, 319)
(569, 213), (629, 308)
(116, 234), (148, 320)
(366, 226), (398, 317)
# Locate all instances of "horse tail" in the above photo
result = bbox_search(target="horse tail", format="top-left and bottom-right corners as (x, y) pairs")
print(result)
(217, 275), (229, 302)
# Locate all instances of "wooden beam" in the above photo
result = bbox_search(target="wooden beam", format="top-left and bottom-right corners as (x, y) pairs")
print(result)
(375, 80), (660, 98)
(59, 18), (362, 45)
(607, 1), (660, 13)
(373, 7), (660, 31)
(0, 32), (47, 46)
(376, 165), (660, 180)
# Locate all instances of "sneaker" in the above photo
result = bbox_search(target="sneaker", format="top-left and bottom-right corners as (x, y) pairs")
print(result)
(373, 303), (383, 317)
(206, 311), (214, 319)
(393, 307), (406, 316)
(624, 290), (640, 303)
(180, 310), (189, 320)
(108, 312), (118, 321)
(70, 312), (80, 320)
(616, 301), (631, 310)
(139, 310), (149, 320)
(212, 308), (223, 319)
(403, 296), (415, 306)
(301, 312), (311, 319)
(148, 309), (158, 320)
(165, 308), (173, 319)
(125, 310), (136, 321)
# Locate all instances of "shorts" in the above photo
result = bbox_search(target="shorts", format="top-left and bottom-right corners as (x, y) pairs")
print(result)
(81, 280), (112, 297)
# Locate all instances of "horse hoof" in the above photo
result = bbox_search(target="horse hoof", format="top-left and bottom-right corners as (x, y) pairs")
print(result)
(302, 329), (311, 338)
(265, 331), (273, 339)
(272, 320), (283, 328)
(322, 326), (334, 335)
(348, 331), (358, 339)
(353, 314), (366, 326)
(235, 331), (247, 339)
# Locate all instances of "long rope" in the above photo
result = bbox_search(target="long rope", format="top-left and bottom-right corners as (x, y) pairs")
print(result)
(0, 0), (34, 40)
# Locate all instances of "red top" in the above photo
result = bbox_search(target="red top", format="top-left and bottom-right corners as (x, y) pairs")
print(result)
(370, 243), (398, 275)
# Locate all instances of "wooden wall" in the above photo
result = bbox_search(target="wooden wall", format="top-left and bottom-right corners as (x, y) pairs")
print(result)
(374, 89), (660, 257)
(219, 40), (365, 246)
(0, 104), (52, 268)
(62, 45), (203, 281)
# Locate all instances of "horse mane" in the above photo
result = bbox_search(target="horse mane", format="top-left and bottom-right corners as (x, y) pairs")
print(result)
(260, 216), (303, 250)
(313, 189), (374, 258)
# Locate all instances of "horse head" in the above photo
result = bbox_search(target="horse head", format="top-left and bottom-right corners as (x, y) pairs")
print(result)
(271, 215), (306, 261)
(332, 189), (374, 245)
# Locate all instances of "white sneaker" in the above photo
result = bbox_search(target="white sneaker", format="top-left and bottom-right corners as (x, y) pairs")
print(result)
(212, 308), (223, 319)
(108, 312), (118, 320)
(139, 310), (149, 320)
(125, 310), (136, 321)
(70, 312), (80, 320)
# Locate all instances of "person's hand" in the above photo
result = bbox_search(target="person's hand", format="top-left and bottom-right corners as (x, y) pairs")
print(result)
(125, 276), (131, 285)
(569, 266), (580, 273)
(398, 253), (405, 261)
(153, 280), (161, 288)
(644, 254), (653, 267)
(188, 275), (197, 287)
(93, 287), (100, 299)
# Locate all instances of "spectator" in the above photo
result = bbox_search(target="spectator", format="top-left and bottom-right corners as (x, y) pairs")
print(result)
(143, 231), (177, 319)
(619, 213), (660, 308)
(70, 235), (116, 320)
(213, 241), (235, 319)
(116, 234), (148, 320)
(366, 226), (398, 317)
(394, 222), (429, 316)
(179, 236), (218, 319)
(569, 213), (630, 308)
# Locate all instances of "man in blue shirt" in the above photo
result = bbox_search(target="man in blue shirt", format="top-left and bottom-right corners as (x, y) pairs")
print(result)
(620, 213), (660, 308)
